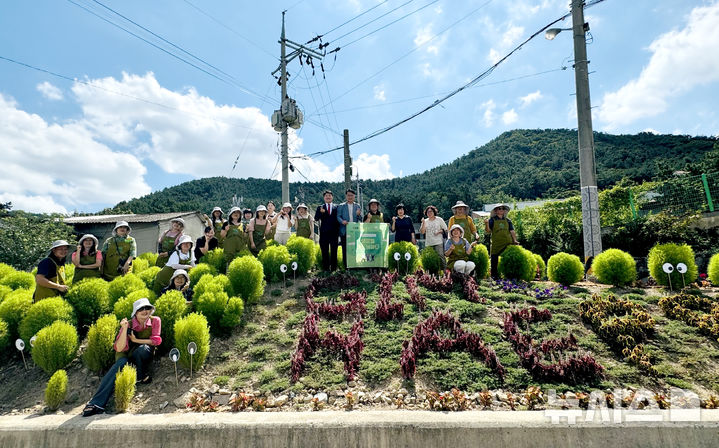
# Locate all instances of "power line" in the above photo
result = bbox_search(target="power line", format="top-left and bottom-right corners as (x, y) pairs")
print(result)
(326, 0), (416, 45)
(310, 0), (390, 41)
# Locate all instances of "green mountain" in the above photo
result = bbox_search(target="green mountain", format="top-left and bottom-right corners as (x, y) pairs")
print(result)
(108, 129), (718, 218)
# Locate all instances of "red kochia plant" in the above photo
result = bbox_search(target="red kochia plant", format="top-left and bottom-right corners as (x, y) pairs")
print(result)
(415, 269), (453, 293)
(306, 287), (367, 319)
(455, 273), (484, 304)
(374, 271), (404, 321)
(404, 276), (426, 310)
(503, 307), (604, 384)
(400, 310), (505, 380)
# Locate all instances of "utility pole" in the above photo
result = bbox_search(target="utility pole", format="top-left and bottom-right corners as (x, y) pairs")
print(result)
(271, 12), (324, 204)
(571, 0), (602, 261)
(343, 129), (352, 192)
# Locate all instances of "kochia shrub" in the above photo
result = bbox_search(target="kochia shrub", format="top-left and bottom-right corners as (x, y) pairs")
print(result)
(199, 248), (226, 274)
(137, 266), (161, 290)
(19, 297), (76, 342)
(113, 289), (154, 320)
(220, 297), (244, 330)
(0, 263), (15, 281)
(131, 257), (149, 274)
(0, 271), (35, 290)
(83, 314), (119, 373)
(0, 285), (11, 303)
(547, 252), (584, 286)
(420, 246), (443, 275)
(32, 321), (79, 374)
(591, 249), (637, 287)
(648, 243), (697, 287)
(533, 254), (546, 280)
(45, 370), (68, 411)
(108, 274), (146, 307)
(188, 263), (216, 286)
(154, 290), (188, 350)
(227, 256), (264, 305)
(498, 246), (536, 282)
(195, 290), (243, 335)
(0, 289), (33, 339)
(708, 253), (719, 285)
(259, 245), (291, 282)
(387, 241), (419, 275)
(193, 274), (233, 300)
(65, 278), (110, 328)
(0, 319), (9, 354)
(286, 235), (317, 275)
(63, 264), (75, 285)
(114, 364), (136, 413)
(136, 252), (158, 267)
(174, 313), (210, 369)
(469, 243), (490, 279)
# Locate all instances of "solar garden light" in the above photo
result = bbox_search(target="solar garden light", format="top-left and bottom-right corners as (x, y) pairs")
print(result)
(662, 263), (675, 290)
(15, 339), (28, 370)
(393, 252), (401, 273)
(291, 261), (298, 281)
(676, 263), (688, 289)
(404, 252), (412, 274)
(187, 342), (197, 379)
(280, 263), (288, 288)
(169, 348), (180, 386)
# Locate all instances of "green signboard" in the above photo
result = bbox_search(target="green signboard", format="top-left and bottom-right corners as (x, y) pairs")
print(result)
(346, 223), (389, 268)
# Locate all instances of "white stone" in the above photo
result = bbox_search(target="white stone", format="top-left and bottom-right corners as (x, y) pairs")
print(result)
(275, 395), (288, 407)
(314, 392), (328, 403)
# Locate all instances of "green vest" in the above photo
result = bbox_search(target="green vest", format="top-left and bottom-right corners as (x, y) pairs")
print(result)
(446, 239), (469, 270)
(156, 232), (179, 268)
(73, 252), (101, 283)
(115, 325), (154, 361)
(296, 216), (312, 238)
(33, 257), (66, 302)
(153, 251), (193, 294)
(102, 236), (134, 281)
(213, 220), (225, 248)
(251, 221), (269, 255)
(490, 218), (513, 255)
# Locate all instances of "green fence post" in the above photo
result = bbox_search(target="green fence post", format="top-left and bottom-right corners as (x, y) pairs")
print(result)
(628, 189), (637, 220)
(702, 173), (715, 212)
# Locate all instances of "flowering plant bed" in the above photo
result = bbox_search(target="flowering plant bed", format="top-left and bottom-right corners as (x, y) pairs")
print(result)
(374, 272), (404, 321)
(659, 292), (719, 341)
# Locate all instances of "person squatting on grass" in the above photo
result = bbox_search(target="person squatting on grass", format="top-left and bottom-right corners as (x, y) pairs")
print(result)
(444, 224), (478, 275)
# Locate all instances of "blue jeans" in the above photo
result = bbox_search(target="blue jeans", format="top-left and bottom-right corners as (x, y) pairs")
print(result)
(88, 345), (153, 409)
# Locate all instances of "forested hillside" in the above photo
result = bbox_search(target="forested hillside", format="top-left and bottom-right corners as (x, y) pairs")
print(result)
(107, 129), (718, 218)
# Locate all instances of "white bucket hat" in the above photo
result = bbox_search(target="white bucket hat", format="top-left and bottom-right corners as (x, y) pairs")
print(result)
(296, 203), (308, 211)
(78, 234), (99, 247)
(211, 206), (223, 214)
(228, 206), (242, 216)
(282, 202), (292, 209)
(169, 269), (190, 286)
(170, 217), (185, 227)
(175, 234), (194, 249)
(113, 221), (132, 233)
(48, 240), (72, 254)
(256, 205), (267, 212)
(131, 298), (155, 319)
(448, 224), (465, 238)
(490, 203), (511, 218)
(451, 201), (469, 211)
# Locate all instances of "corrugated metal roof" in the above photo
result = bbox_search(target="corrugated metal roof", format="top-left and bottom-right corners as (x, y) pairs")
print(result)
(63, 211), (203, 224)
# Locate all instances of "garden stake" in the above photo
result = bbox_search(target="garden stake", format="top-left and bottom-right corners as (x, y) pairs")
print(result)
(15, 339), (28, 370)
(187, 342), (197, 379)
(169, 348), (180, 386)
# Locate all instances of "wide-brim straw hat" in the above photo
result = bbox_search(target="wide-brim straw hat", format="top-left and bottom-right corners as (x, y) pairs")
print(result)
(448, 224), (465, 238)
(490, 203), (511, 218)
(78, 234), (99, 247)
(451, 201), (469, 210)
(169, 269), (190, 286)
(131, 298), (155, 319)
(113, 221), (132, 233)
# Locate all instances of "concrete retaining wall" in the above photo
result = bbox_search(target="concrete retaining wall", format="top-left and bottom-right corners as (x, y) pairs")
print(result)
(2, 410), (719, 448)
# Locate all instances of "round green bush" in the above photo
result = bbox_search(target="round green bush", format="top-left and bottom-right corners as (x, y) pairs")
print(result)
(136, 251), (158, 267)
(154, 290), (188, 350)
(131, 257), (149, 274)
(65, 278), (110, 328)
(174, 313), (210, 369)
(0, 319), (9, 354)
(533, 253), (546, 280)
(32, 321), (78, 374)
(115, 364), (136, 412)
(188, 263), (216, 286)
(0, 289), (33, 339)
(0, 263), (15, 281)
(137, 266), (161, 290)
(420, 246), (443, 275)
(469, 243), (490, 279)
(63, 264), (75, 285)
(708, 253), (719, 285)
(498, 246), (536, 282)
(19, 297), (76, 342)
(193, 274), (233, 300)
(0, 271), (35, 290)
(591, 248), (637, 287)
(547, 252), (584, 286)
(195, 289), (244, 335)
(227, 256), (264, 305)
(83, 314), (119, 373)
(113, 289), (154, 320)
(45, 369), (68, 411)
(108, 274), (147, 307)
(220, 297), (244, 330)
(199, 248), (226, 274)
(387, 241), (420, 275)
(0, 285), (11, 303)
(286, 235), (317, 275)
(648, 243), (698, 287)
(259, 245), (291, 282)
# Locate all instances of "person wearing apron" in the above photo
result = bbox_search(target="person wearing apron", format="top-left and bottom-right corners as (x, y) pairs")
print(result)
(249, 205), (272, 256)
(273, 202), (294, 245)
(153, 235), (195, 295)
(34, 240), (72, 301)
(82, 298), (161, 417)
(444, 224), (477, 275)
(364, 198), (386, 223)
(266, 201), (278, 241)
(295, 203), (314, 239)
(101, 221), (137, 281)
(160, 269), (193, 302)
(156, 218), (185, 268)
(448, 200), (479, 244)
(221, 206), (246, 266)
(72, 234), (102, 283)
(420, 205), (448, 269)
(210, 207), (225, 248)
(485, 203), (519, 278)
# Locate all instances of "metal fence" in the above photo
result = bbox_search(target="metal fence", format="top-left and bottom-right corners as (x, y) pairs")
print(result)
(631, 172), (717, 217)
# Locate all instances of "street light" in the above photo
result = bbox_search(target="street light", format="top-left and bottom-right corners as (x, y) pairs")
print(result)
(547, 1), (602, 263)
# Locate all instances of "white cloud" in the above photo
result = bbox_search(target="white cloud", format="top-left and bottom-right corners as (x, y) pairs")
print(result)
(487, 24), (524, 63)
(373, 84), (386, 101)
(414, 24), (441, 55)
(36, 81), (63, 101)
(0, 94), (150, 213)
(502, 109), (519, 125)
(598, 3), (719, 130)
(481, 99), (496, 127)
(519, 90), (543, 108)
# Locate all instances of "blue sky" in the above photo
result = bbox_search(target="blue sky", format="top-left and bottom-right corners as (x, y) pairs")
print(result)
(1, 0), (718, 213)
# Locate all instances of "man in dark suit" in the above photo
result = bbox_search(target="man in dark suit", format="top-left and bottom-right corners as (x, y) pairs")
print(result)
(314, 190), (339, 271)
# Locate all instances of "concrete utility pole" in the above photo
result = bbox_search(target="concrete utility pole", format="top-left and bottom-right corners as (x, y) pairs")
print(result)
(571, 0), (602, 261)
(280, 13), (289, 205)
(343, 129), (352, 192)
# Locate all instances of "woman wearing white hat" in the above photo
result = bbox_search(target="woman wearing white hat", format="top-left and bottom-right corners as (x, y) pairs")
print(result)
(444, 224), (478, 275)
(248, 205), (273, 256)
(101, 221), (137, 281)
(484, 203), (519, 278)
(152, 235), (195, 295)
(160, 269), (193, 302)
(295, 203), (314, 240)
(272, 202), (295, 245)
(82, 298), (161, 417)
(448, 201), (479, 243)
(156, 217), (185, 268)
(33, 240), (72, 301)
(209, 207), (225, 248)
(72, 234), (102, 283)
(221, 206), (247, 265)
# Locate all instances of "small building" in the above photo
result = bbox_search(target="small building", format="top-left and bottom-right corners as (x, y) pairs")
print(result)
(64, 212), (207, 255)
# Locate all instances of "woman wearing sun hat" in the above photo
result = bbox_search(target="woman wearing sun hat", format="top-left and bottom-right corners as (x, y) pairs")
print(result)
(161, 269), (193, 302)
(102, 221), (137, 281)
(82, 297), (161, 417)
(448, 200), (479, 243)
(156, 217), (185, 268)
(444, 224), (477, 275)
(273, 202), (295, 245)
(152, 235), (195, 295)
(295, 203), (314, 240)
(221, 206), (246, 265)
(33, 240), (72, 301)
(248, 205), (273, 256)
(364, 199), (387, 223)
(72, 234), (103, 283)
(209, 207), (225, 248)
(485, 203), (519, 278)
